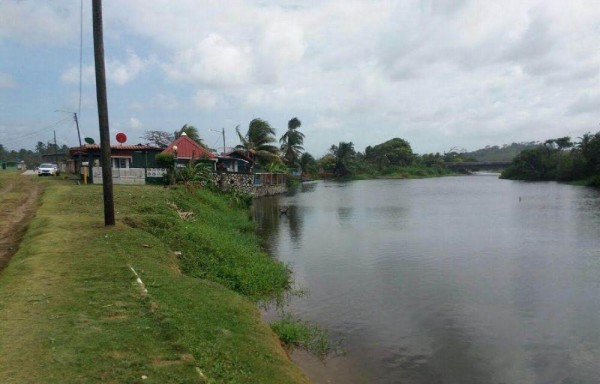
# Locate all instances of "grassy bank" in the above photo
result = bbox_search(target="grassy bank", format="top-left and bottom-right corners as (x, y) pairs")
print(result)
(0, 178), (310, 384)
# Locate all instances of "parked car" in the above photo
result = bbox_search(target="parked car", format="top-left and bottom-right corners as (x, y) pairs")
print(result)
(38, 163), (59, 176)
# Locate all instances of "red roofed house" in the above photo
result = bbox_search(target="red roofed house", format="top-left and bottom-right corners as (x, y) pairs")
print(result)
(162, 133), (217, 169)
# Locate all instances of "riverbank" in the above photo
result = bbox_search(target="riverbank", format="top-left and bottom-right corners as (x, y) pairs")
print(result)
(0, 175), (310, 383)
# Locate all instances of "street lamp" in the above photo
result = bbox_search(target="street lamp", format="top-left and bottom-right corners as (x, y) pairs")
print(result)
(172, 145), (178, 185)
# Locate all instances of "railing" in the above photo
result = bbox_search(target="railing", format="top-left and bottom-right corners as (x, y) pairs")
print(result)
(253, 173), (287, 186)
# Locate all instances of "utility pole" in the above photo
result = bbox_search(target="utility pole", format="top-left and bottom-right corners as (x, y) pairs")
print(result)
(54, 110), (82, 147)
(221, 127), (226, 155)
(210, 128), (227, 155)
(74, 113), (82, 147)
(92, 0), (115, 226)
(53, 130), (58, 164)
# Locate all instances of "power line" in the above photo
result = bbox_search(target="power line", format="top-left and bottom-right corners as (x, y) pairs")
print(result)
(78, 0), (83, 118)
(1, 116), (72, 146)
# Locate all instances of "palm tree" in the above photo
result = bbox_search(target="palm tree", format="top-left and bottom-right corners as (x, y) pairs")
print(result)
(299, 152), (317, 178)
(236, 118), (280, 166)
(279, 117), (305, 166)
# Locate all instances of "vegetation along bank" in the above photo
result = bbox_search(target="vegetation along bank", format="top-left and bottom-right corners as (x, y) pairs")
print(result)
(0, 172), (311, 384)
(500, 131), (600, 186)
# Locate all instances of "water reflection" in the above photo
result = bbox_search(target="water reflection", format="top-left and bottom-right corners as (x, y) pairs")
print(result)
(254, 178), (600, 383)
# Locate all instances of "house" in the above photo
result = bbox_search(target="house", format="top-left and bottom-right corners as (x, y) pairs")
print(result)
(216, 150), (252, 173)
(69, 144), (164, 172)
(68, 144), (164, 184)
(162, 133), (217, 169)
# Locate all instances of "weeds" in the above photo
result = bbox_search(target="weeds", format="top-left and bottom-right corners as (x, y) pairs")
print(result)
(271, 312), (331, 358)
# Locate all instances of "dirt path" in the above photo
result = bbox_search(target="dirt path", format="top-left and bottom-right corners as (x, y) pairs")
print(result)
(0, 174), (43, 272)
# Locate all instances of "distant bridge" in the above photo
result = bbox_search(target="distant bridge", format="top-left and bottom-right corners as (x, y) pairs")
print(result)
(445, 161), (512, 172)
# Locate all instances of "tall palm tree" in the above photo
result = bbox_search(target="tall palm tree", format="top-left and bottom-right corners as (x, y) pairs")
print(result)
(279, 117), (305, 166)
(236, 118), (280, 166)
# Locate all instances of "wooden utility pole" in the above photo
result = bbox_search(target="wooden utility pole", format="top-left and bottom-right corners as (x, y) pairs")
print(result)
(92, 0), (115, 226)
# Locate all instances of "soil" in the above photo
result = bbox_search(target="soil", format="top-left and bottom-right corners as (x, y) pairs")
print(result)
(0, 174), (43, 272)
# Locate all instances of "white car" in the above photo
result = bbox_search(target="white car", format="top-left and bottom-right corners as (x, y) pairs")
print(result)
(38, 163), (59, 176)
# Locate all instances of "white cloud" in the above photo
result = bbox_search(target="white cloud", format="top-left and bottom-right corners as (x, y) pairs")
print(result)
(61, 66), (95, 85)
(130, 94), (181, 112)
(129, 117), (141, 129)
(108, 52), (146, 86)
(0, 1), (79, 45)
(165, 34), (253, 87)
(193, 90), (219, 110)
(0, 72), (16, 89)
(61, 52), (147, 86)
(567, 92), (600, 116)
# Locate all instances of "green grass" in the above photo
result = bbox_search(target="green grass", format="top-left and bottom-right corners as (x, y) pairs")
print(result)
(271, 313), (331, 358)
(0, 182), (310, 384)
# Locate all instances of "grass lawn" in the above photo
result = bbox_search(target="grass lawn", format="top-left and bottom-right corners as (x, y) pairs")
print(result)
(0, 177), (310, 384)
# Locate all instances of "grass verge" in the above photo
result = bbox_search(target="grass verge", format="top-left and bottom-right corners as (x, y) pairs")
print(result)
(0, 180), (309, 384)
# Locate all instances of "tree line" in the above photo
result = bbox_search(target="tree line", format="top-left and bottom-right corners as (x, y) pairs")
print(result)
(0, 142), (71, 167)
(500, 132), (600, 186)
(145, 119), (474, 180)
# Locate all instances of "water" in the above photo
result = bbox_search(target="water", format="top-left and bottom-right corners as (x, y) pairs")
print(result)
(253, 176), (600, 384)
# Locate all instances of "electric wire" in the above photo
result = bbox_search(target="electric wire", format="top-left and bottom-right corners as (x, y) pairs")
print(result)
(1, 116), (72, 146)
(78, 0), (83, 118)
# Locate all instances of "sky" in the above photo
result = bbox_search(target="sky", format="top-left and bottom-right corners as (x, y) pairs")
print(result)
(1, 0), (600, 157)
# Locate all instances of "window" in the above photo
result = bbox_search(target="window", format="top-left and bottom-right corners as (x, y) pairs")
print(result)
(112, 158), (130, 168)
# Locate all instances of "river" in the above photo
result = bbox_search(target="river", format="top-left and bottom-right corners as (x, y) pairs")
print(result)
(253, 175), (600, 384)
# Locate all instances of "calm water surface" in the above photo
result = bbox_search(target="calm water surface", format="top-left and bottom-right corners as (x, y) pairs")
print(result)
(253, 176), (600, 384)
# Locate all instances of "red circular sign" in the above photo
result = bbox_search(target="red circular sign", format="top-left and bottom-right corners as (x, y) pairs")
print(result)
(116, 132), (127, 143)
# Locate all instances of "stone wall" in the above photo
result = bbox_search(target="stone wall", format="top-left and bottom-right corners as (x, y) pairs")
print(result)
(212, 172), (254, 195)
(89, 167), (287, 196)
(211, 172), (287, 197)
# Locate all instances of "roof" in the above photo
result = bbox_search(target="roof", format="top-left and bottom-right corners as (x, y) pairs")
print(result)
(225, 149), (253, 163)
(69, 144), (163, 156)
(163, 135), (216, 160)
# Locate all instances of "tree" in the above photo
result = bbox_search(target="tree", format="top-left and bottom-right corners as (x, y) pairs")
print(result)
(35, 141), (46, 155)
(279, 117), (305, 166)
(236, 118), (280, 166)
(330, 142), (356, 178)
(175, 124), (205, 147)
(142, 130), (174, 147)
(555, 136), (573, 151)
(299, 152), (317, 178)
(365, 138), (414, 169)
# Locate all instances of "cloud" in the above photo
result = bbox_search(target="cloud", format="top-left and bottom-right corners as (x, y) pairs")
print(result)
(61, 52), (147, 86)
(130, 94), (181, 112)
(193, 90), (219, 110)
(566, 92), (600, 116)
(0, 1), (79, 45)
(61, 66), (95, 85)
(0, 72), (16, 89)
(109, 53), (146, 85)
(165, 34), (253, 87)
(129, 117), (141, 129)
